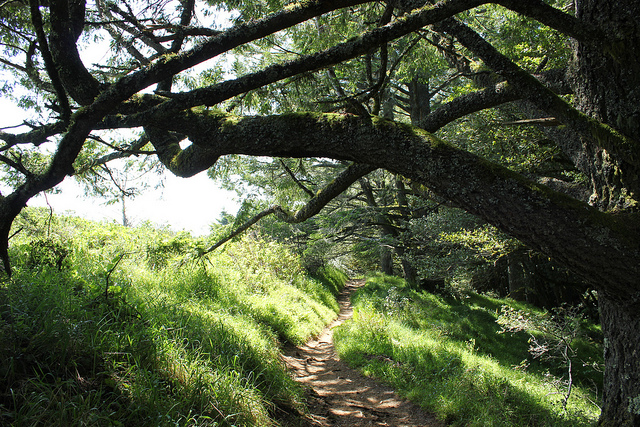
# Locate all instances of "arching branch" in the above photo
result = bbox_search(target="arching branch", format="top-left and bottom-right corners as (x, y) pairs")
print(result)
(143, 111), (640, 299)
(204, 163), (375, 253)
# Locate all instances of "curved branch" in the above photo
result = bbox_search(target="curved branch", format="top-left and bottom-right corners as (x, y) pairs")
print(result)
(47, 0), (103, 105)
(204, 162), (375, 253)
(144, 111), (640, 300)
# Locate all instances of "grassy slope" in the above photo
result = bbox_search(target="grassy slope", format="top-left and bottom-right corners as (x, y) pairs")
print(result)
(0, 209), (346, 426)
(333, 274), (603, 426)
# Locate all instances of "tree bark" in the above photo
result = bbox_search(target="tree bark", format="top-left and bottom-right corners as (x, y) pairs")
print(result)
(572, 0), (640, 423)
(599, 296), (640, 426)
(571, 0), (640, 211)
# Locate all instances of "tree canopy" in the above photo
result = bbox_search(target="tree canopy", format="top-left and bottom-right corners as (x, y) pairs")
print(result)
(1, 0), (640, 424)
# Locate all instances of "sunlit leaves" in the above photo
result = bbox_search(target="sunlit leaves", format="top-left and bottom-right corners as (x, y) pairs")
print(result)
(462, 5), (571, 71)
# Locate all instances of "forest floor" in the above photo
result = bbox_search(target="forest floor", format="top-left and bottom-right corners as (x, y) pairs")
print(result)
(280, 280), (444, 427)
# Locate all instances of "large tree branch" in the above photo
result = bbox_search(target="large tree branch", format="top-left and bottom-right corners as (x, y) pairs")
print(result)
(47, 0), (103, 105)
(398, 0), (610, 48)
(124, 0), (498, 119)
(144, 111), (640, 301)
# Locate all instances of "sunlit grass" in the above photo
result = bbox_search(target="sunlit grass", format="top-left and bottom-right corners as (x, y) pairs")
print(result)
(334, 273), (602, 426)
(0, 209), (345, 426)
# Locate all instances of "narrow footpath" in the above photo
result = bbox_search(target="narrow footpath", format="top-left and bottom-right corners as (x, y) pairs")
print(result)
(281, 280), (443, 427)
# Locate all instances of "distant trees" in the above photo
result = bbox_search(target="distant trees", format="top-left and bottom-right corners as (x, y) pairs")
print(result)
(1, 0), (639, 423)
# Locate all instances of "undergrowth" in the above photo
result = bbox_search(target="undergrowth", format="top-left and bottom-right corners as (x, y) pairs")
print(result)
(0, 208), (346, 426)
(333, 273), (603, 426)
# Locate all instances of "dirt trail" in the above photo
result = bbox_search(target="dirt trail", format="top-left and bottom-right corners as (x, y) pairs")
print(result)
(281, 280), (443, 427)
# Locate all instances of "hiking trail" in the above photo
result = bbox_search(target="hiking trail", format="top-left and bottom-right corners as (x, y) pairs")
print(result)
(281, 279), (444, 427)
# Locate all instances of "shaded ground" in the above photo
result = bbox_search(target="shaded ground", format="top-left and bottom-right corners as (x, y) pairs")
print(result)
(281, 280), (444, 427)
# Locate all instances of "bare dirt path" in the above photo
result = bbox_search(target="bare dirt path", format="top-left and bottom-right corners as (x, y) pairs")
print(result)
(281, 280), (444, 427)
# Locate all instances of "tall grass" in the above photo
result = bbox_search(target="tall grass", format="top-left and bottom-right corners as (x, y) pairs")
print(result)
(333, 273), (603, 426)
(0, 208), (345, 426)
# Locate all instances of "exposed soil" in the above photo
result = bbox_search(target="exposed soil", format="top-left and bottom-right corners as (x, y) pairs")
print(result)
(281, 280), (444, 427)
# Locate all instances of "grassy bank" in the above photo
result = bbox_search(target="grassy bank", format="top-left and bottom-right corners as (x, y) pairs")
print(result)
(333, 274), (603, 426)
(0, 209), (346, 426)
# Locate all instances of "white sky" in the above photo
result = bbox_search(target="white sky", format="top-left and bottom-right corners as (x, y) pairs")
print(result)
(0, 98), (239, 236)
(0, 6), (242, 235)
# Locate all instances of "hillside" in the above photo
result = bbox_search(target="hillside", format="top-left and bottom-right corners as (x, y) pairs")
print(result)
(0, 209), (603, 426)
(0, 208), (345, 426)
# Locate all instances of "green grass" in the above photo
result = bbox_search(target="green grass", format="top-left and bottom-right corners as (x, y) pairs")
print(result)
(0, 209), (346, 426)
(333, 273), (603, 426)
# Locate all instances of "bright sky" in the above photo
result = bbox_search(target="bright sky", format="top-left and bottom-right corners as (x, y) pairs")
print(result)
(0, 6), (242, 235)
(0, 98), (239, 236)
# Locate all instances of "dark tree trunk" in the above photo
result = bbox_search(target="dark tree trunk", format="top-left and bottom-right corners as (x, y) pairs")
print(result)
(380, 248), (394, 275)
(393, 176), (418, 287)
(399, 255), (417, 286)
(409, 76), (431, 128)
(573, 0), (640, 423)
(507, 250), (527, 301)
(598, 296), (640, 426)
(572, 0), (640, 210)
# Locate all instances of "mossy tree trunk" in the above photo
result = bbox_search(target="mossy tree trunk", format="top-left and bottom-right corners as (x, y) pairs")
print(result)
(572, 1), (640, 424)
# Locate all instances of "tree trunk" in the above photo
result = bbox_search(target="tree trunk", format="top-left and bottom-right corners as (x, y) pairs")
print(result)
(380, 247), (394, 275)
(507, 250), (527, 301)
(573, 0), (640, 423)
(598, 295), (640, 426)
(399, 255), (417, 287)
(572, 0), (640, 210)
(409, 75), (431, 129)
